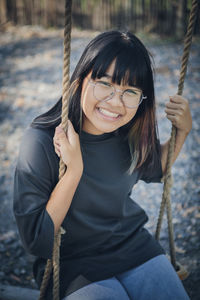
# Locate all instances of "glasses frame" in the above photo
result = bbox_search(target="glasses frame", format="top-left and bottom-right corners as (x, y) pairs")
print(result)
(88, 79), (147, 109)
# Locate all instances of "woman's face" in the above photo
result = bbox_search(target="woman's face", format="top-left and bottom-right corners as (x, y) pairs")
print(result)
(81, 60), (140, 135)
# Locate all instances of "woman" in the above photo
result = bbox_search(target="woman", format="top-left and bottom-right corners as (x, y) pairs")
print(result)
(13, 30), (192, 299)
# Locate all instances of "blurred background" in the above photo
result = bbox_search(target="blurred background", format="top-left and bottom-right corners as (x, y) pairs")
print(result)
(0, 0), (200, 37)
(0, 1), (200, 300)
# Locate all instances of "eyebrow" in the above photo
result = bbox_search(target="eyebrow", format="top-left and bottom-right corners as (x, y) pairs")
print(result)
(99, 74), (142, 92)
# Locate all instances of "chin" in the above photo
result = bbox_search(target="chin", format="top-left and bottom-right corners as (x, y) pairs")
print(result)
(97, 125), (119, 134)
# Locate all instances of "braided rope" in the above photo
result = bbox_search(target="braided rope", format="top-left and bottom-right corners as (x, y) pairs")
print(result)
(155, 0), (198, 271)
(38, 259), (52, 300)
(38, 1), (72, 299)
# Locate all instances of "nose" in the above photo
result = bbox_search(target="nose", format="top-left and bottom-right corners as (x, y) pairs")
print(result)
(106, 91), (124, 107)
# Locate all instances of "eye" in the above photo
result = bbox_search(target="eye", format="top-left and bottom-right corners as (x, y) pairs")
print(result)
(97, 81), (112, 87)
(125, 89), (138, 96)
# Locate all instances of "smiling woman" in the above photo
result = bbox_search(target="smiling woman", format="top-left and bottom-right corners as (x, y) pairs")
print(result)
(80, 60), (145, 135)
(13, 30), (192, 300)
(31, 30), (161, 175)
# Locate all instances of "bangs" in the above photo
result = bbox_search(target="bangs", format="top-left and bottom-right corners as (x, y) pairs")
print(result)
(91, 40), (149, 90)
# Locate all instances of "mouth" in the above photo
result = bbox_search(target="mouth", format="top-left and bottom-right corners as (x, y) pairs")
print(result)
(96, 107), (122, 121)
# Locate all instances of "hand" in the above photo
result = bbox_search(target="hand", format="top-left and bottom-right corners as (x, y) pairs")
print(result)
(53, 120), (83, 174)
(165, 95), (192, 134)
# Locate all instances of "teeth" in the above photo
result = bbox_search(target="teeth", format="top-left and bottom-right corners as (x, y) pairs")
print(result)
(98, 108), (119, 117)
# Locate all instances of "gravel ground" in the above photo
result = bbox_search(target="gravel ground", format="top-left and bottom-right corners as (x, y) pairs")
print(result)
(0, 25), (199, 299)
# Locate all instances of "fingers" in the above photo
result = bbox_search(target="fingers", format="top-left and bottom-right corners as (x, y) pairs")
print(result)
(53, 134), (61, 157)
(166, 108), (183, 127)
(165, 102), (182, 110)
(166, 114), (184, 129)
(165, 95), (188, 114)
(165, 108), (183, 116)
(166, 95), (186, 106)
(55, 147), (61, 157)
(53, 124), (68, 157)
(165, 95), (184, 126)
(166, 114), (179, 127)
(53, 120), (78, 158)
(165, 95), (192, 133)
(55, 125), (69, 144)
(168, 95), (183, 103)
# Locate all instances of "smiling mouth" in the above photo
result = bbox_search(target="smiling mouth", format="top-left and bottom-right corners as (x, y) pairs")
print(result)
(96, 107), (122, 120)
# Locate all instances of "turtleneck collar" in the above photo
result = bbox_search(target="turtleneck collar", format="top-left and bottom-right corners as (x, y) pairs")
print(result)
(79, 129), (119, 143)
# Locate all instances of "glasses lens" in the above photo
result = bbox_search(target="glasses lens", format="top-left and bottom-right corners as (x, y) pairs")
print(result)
(94, 82), (114, 101)
(122, 89), (142, 107)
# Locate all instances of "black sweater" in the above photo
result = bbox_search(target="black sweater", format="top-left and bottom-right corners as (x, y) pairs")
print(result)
(13, 126), (165, 299)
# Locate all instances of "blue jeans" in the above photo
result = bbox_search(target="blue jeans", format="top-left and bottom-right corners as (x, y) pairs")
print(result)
(63, 255), (190, 300)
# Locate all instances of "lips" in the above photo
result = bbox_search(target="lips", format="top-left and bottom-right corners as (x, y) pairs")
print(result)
(97, 107), (122, 116)
(96, 107), (122, 121)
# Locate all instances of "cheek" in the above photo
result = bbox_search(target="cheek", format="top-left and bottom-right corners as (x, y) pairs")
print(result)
(81, 88), (97, 114)
(124, 109), (138, 124)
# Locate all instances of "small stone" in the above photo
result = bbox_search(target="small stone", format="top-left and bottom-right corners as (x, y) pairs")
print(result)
(20, 268), (26, 274)
(0, 244), (6, 253)
(14, 268), (21, 276)
(0, 271), (5, 277)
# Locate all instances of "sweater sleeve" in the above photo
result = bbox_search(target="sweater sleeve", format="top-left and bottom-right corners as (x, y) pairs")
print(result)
(139, 139), (163, 184)
(13, 127), (59, 259)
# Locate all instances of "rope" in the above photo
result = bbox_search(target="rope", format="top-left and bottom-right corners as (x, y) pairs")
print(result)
(38, 1), (72, 299)
(155, 0), (199, 271)
(53, 0), (72, 297)
(38, 259), (52, 300)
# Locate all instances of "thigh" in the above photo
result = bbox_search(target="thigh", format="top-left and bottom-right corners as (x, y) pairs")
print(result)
(116, 255), (190, 300)
(63, 276), (130, 300)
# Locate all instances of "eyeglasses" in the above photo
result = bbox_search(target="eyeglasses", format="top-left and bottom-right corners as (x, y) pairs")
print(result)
(89, 79), (147, 108)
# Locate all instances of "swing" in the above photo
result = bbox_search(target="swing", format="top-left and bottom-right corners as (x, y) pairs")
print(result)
(38, 1), (199, 299)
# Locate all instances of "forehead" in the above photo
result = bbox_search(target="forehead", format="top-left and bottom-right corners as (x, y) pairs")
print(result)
(104, 60), (116, 77)
(92, 58), (135, 87)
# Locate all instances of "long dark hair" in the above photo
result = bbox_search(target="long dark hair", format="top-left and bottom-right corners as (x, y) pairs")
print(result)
(31, 30), (160, 174)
